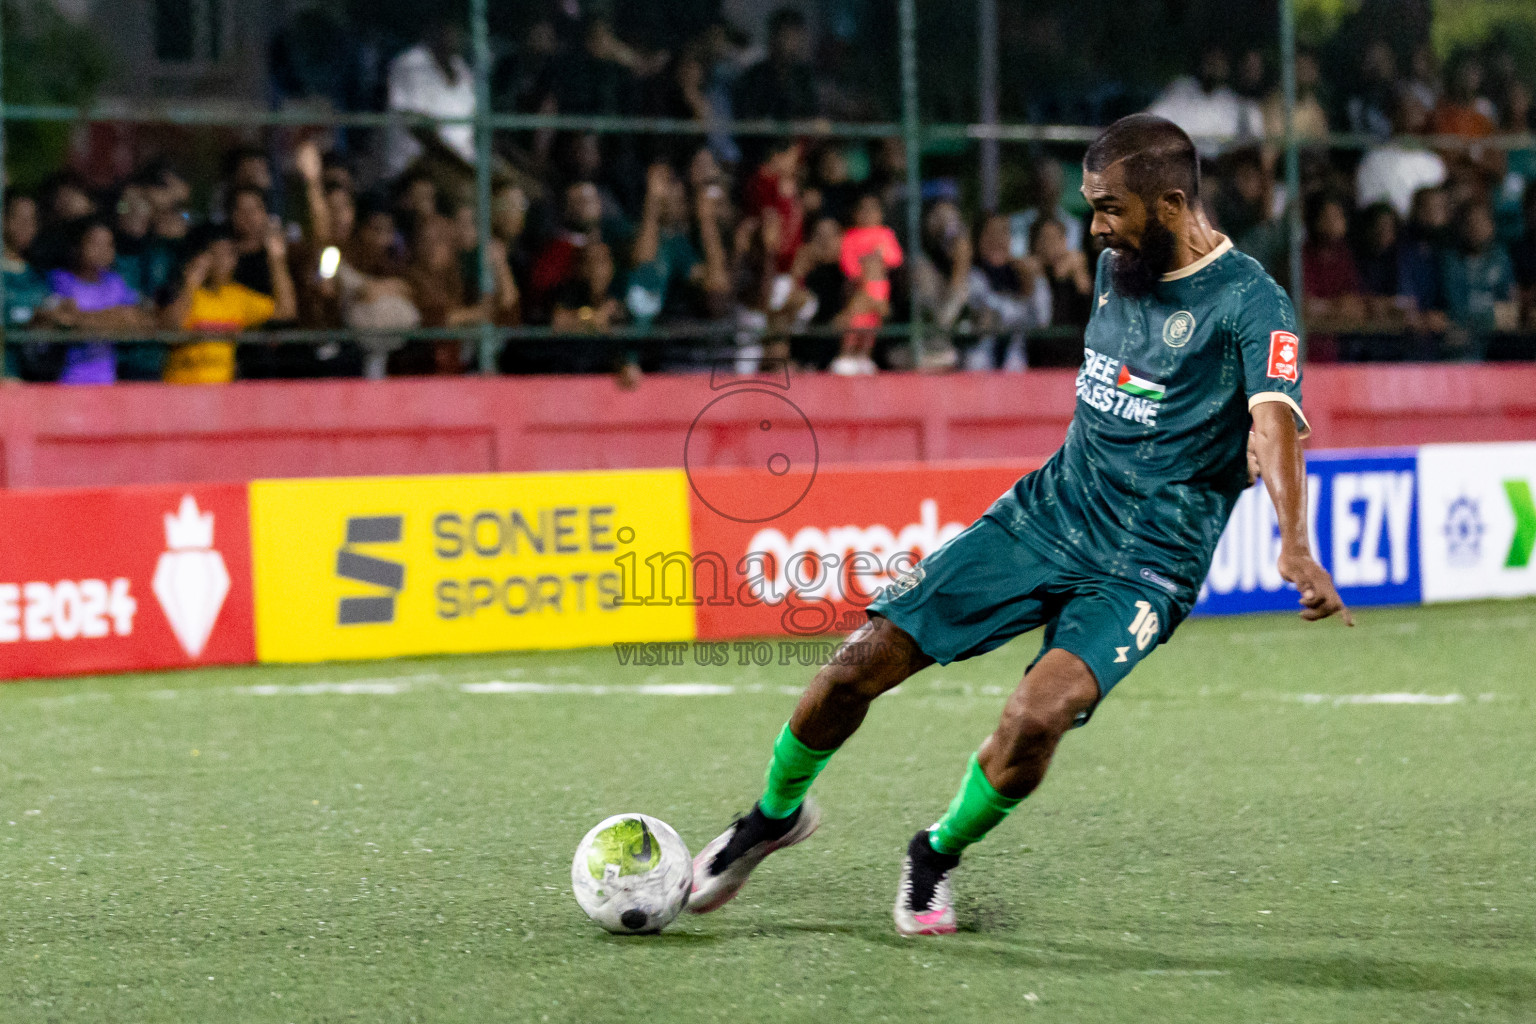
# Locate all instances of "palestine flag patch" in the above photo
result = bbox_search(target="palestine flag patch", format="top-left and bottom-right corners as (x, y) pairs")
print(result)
(1116, 364), (1167, 401)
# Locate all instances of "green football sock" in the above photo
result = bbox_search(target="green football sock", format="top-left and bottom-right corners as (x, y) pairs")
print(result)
(928, 753), (1024, 856)
(759, 723), (838, 819)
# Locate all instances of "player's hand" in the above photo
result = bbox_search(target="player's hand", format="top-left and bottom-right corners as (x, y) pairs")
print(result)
(1277, 550), (1354, 625)
(1246, 431), (1260, 485)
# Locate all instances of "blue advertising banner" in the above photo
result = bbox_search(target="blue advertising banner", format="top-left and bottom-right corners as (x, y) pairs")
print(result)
(1194, 449), (1422, 616)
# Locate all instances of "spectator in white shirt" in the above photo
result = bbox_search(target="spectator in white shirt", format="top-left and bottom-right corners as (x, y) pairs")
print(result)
(385, 17), (477, 179)
(1147, 46), (1262, 158)
(966, 213), (1049, 372)
(1356, 91), (1447, 219)
(1008, 158), (1084, 259)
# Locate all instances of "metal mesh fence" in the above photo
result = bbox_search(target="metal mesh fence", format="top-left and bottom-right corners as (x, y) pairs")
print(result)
(2, 0), (1534, 380)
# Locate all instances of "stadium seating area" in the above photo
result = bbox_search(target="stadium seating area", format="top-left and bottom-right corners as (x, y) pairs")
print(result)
(2, 0), (1535, 384)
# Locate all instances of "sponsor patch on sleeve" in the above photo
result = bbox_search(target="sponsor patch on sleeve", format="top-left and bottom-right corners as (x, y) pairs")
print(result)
(1267, 330), (1299, 381)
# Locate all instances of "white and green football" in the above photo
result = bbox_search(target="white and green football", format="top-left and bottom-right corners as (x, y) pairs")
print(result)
(571, 813), (693, 934)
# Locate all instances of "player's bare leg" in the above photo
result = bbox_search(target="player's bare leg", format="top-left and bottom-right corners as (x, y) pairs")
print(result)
(787, 616), (936, 749)
(690, 617), (934, 913)
(976, 649), (1100, 798)
(896, 650), (1099, 935)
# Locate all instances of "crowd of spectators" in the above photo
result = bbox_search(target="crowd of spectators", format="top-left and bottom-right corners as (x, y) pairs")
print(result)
(1143, 36), (1536, 359)
(3, 3), (1536, 384)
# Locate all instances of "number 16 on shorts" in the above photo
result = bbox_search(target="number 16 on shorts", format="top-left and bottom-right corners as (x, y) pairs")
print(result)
(1116, 600), (1160, 664)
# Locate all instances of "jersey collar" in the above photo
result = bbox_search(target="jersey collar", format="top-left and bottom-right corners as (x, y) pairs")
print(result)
(1160, 234), (1233, 282)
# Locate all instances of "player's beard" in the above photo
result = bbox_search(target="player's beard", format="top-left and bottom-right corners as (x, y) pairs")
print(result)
(1109, 216), (1177, 298)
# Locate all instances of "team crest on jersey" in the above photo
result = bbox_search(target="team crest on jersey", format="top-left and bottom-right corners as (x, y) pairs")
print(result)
(1162, 310), (1196, 348)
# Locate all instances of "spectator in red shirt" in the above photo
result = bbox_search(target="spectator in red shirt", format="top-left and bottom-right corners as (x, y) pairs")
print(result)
(529, 181), (606, 321)
(1302, 194), (1367, 361)
(744, 138), (804, 273)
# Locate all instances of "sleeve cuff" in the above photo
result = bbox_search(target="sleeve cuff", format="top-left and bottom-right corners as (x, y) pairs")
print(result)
(1249, 391), (1311, 439)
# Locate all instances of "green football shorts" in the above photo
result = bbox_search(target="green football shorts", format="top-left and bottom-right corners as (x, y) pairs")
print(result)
(866, 515), (1188, 701)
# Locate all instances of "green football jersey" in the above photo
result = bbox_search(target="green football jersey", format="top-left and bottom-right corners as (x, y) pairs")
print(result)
(987, 237), (1309, 604)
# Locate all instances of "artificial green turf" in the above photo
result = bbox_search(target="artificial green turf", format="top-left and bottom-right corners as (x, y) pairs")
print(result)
(2, 600), (1533, 1023)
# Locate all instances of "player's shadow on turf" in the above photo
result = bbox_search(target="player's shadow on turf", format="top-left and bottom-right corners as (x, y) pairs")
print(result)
(907, 933), (1536, 1001)
(1071, 946), (1536, 1001)
(770, 921), (946, 949)
(761, 921), (1536, 1001)
(594, 932), (723, 946)
(755, 894), (1015, 945)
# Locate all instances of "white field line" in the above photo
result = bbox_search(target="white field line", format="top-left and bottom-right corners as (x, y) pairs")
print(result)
(223, 674), (1479, 707)
(235, 673), (446, 695)
(2, 664), (1478, 704)
(1227, 613), (1533, 644)
(225, 678), (800, 697)
(1296, 692), (1465, 705)
(1227, 621), (1422, 643)
(239, 681), (418, 696)
(460, 681), (736, 696)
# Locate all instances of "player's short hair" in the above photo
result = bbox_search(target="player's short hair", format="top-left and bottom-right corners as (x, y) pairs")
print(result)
(1083, 114), (1200, 206)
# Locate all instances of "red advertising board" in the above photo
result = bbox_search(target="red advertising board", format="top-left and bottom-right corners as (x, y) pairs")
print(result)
(687, 461), (1039, 640)
(0, 483), (255, 679)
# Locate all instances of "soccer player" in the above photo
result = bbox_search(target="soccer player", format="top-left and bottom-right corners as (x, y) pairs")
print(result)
(688, 115), (1353, 936)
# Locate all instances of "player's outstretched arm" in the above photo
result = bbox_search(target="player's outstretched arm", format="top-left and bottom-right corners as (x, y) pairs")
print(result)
(1250, 401), (1354, 626)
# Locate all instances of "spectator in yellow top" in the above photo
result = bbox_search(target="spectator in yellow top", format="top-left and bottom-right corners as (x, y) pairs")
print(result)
(162, 224), (297, 383)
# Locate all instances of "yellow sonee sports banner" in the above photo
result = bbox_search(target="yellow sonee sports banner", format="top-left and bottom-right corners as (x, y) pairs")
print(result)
(251, 470), (695, 662)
